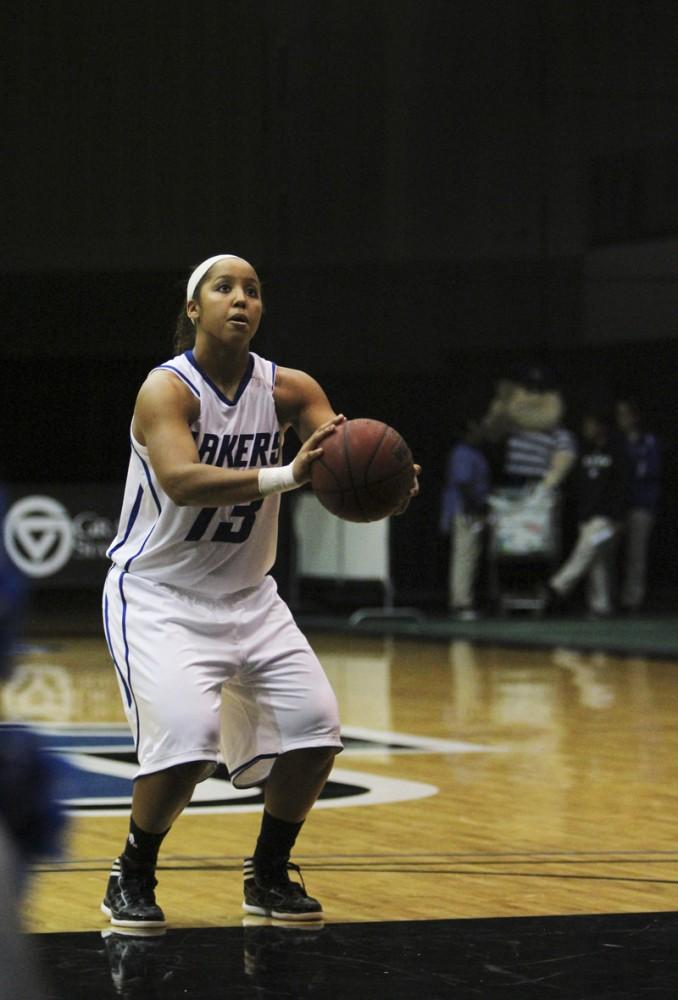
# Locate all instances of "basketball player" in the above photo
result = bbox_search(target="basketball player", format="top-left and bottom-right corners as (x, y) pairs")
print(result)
(101, 254), (419, 928)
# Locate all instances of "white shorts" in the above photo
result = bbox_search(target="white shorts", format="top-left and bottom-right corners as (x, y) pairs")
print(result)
(103, 568), (342, 787)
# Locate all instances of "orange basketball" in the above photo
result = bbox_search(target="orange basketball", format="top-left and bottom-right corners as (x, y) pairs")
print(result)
(310, 418), (413, 522)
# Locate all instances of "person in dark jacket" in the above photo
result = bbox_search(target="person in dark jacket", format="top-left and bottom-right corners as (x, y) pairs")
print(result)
(615, 398), (661, 612)
(545, 408), (631, 616)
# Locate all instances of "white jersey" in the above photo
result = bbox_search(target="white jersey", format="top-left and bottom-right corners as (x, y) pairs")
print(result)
(107, 350), (282, 597)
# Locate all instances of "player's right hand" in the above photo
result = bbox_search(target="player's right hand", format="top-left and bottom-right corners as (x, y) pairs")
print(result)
(393, 463), (422, 514)
(292, 415), (346, 484)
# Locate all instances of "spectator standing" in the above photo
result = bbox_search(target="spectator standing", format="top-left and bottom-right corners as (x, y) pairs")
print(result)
(615, 399), (661, 612)
(546, 409), (631, 617)
(440, 419), (490, 619)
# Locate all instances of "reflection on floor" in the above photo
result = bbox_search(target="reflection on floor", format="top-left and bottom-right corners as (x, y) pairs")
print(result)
(13, 631), (678, 996)
(33, 910), (678, 999)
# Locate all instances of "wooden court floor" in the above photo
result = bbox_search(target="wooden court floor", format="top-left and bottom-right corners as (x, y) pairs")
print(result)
(6, 632), (678, 933)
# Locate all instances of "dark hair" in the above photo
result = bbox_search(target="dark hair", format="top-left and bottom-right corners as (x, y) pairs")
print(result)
(173, 309), (195, 354)
(510, 364), (560, 392)
(616, 396), (641, 418)
(453, 416), (483, 438)
(581, 405), (612, 428)
(173, 265), (212, 354)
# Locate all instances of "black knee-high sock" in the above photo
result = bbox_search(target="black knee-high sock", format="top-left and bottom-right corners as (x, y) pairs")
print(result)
(121, 817), (169, 871)
(253, 810), (304, 874)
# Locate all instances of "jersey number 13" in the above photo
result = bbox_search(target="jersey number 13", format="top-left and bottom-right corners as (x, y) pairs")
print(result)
(185, 500), (263, 544)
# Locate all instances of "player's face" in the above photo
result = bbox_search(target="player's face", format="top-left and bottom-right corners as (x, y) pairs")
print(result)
(188, 259), (262, 346)
(615, 401), (637, 433)
(582, 416), (602, 442)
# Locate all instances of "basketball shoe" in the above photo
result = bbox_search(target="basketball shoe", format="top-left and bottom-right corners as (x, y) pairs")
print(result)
(101, 857), (166, 927)
(242, 857), (323, 921)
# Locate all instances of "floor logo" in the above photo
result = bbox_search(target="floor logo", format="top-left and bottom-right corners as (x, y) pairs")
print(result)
(16, 723), (507, 816)
(4, 495), (75, 577)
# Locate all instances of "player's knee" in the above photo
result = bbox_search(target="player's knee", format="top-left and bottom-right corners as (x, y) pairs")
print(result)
(280, 744), (337, 774)
(306, 745), (338, 768)
(165, 759), (214, 787)
(177, 759), (216, 783)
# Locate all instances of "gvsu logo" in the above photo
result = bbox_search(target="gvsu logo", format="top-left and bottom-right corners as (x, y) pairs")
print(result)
(4, 496), (74, 578)
(3, 493), (117, 579)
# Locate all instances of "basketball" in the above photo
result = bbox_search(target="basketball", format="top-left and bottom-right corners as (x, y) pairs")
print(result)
(310, 418), (414, 522)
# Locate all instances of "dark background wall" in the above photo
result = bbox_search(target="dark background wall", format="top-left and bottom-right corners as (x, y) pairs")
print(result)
(4, 0), (678, 605)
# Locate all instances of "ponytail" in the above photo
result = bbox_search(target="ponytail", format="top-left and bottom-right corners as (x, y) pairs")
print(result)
(173, 309), (195, 354)
(172, 263), (210, 354)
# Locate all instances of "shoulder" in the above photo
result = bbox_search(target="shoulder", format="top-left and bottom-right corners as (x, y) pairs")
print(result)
(274, 365), (327, 414)
(273, 366), (336, 437)
(452, 444), (477, 468)
(150, 355), (202, 399)
(248, 352), (276, 388)
(136, 368), (200, 423)
(274, 366), (324, 395)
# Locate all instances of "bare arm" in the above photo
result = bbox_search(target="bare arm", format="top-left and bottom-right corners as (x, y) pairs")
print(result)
(542, 449), (577, 490)
(274, 367), (421, 510)
(135, 371), (341, 507)
(133, 373), (262, 506)
(274, 367), (339, 440)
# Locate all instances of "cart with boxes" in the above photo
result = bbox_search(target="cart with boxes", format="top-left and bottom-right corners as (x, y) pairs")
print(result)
(487, 487), (561, 613)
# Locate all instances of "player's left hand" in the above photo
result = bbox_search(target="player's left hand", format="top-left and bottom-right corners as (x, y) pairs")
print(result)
(292, 414), (346, 485)
(393, 463), (421, 515)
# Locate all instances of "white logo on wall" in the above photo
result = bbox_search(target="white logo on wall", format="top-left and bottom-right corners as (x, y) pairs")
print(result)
(3, 494), (117, 578)
(4, 496), (75, 577)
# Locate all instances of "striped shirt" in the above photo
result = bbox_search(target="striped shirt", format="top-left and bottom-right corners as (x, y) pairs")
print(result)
(504, 429), (577, 482)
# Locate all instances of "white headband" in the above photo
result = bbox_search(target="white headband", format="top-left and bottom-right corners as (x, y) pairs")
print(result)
(186, 254), (249, 301)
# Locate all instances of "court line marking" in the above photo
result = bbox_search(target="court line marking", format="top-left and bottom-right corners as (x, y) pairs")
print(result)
(340, 725), (505, 754)
(32, 862), (678, 886)
(34, 849), (678, 866)
(23, 721), (506, 755)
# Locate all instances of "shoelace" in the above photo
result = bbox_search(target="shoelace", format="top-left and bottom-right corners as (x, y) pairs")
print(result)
(259, 861), (308, 894)
(121, 869), (158, 900)
(285, 861), (304, 883)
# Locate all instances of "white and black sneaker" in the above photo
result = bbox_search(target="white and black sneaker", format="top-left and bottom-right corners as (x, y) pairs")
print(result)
(101, 857), (166, 928)
(243, 857), (323, 921)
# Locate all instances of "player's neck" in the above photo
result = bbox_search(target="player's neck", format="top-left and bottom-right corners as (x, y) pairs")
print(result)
(192, 340), (251, 395)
